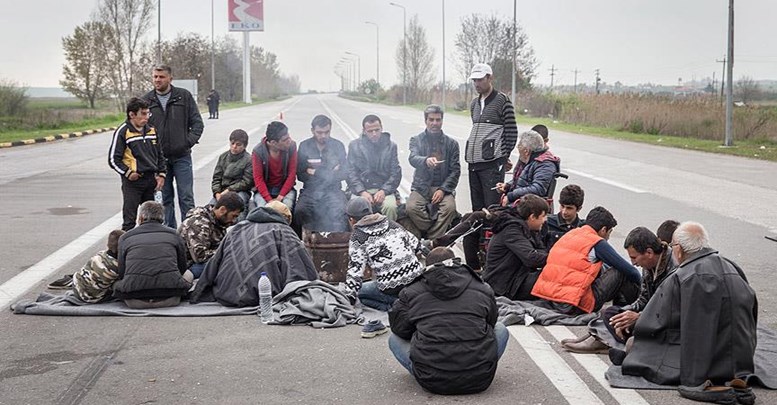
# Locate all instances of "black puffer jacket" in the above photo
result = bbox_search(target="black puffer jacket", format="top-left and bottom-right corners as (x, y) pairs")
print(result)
(346, 133), (402, 195)
(483, 211), (547, 299)
(389, 261), (498, 395)
(144, 85), (204, 159)
(113, 221), (190, 300)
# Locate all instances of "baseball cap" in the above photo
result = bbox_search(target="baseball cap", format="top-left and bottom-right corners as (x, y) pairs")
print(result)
(346, 197), (373, 218)
(469, 63), (493, 80)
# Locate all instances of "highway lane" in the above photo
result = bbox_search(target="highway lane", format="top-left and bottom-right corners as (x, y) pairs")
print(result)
(0, 94), (775, 404)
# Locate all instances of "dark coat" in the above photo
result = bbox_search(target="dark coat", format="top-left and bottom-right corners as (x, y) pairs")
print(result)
(113, 222), (190, 300)
(542, 214), (585, 250)
(144, 85), (204, 159)
(408, 130), (461, 198)
(623, 244), (676, 313)
(483, 211), (547, 299)
(211, 150), (253, 194)
(389, 261), (499, 395)
(346, 133), (402, 195)
(296, 136), (348, 191)
(506, 151), (560, 203)
(622, 247), (758, 386)
(189, 207), (318, 307)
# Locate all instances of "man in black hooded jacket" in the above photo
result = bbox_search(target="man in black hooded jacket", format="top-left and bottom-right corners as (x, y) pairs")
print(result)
(388, 247), (508, 395)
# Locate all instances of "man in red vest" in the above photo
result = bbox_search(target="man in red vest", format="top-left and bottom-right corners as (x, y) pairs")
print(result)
(531, 206), (641, 315)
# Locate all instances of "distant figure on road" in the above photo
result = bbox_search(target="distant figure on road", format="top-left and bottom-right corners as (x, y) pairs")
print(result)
(495, 130), (560, 206)
(108, 97), (166, 231)
(144, 65), (204, 229)
(622, 222), (757, 389)
(465, 63), (518, 212)
(177, 191), (244, 280)
(211, 129), (253, 221)
(71, 229), (125, 303)
(388, 247), (508, 395)
(531, 206), (642, 315)
(251, 121), (298, 212)
(293, 114), (350, 233)
(403, 104), (461, 240)
(347, 114), (402, 221)
(113, 201), (191, 309)
(206, 89), (220, 119)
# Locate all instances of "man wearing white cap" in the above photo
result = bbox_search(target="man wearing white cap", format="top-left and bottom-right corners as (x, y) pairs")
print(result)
(465, 63), (518, 211)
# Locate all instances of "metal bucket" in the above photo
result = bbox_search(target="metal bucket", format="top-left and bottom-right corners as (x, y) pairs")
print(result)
(302, 228), (352, 284)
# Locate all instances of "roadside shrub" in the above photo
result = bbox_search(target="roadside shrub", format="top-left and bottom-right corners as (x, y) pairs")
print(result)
(0, 79), (29, 116)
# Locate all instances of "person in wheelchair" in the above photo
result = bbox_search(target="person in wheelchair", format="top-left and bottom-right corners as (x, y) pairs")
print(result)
(482, 194), (550, 300)
(496, 130), (560, 207)
(403, 105), (461, 240)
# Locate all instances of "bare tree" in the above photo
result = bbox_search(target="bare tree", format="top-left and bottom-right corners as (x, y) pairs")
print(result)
(454, 14), (537, 99)
(395, 15), (435, 103)
(736, 76), (761, 104)
(60, 22), (113, 108)
(98, 0), (154, 101)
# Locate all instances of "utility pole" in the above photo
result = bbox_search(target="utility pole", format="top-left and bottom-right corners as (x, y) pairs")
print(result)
(441, 0), (446, 108)
(723, 0), (734, 147)
(572, 69), (580, 93)
(210, 0), (215, 90)
(511, 0), (517, 103)
(156, 0), (161, 64)
(390, 2), (407, 105)
(716, 56), (726, 106)
(548, 64), (557, 91)
(595, 69), (601, 94)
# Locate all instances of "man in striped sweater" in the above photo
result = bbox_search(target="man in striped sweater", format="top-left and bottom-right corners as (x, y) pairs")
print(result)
(465, 63), (518, 211)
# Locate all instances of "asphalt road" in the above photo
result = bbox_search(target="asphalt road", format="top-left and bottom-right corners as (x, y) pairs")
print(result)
(0, 94), (775, 404)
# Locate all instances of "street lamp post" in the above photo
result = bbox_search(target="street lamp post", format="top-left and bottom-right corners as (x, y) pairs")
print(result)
(390, 2), (407, 105)
(365, 21), (380, 88)
(441, 0), (446, 108)
(511, 0), (517, 104)
(211, 0), (215, 90)
(345, 51), (361, 89)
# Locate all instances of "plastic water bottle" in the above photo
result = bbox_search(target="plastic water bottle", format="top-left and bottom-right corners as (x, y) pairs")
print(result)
(154, 190), (163, 204)
(258, 272), (273, 324)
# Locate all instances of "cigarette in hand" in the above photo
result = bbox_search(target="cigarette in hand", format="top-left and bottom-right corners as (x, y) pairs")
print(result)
(490, 186), (500, 190)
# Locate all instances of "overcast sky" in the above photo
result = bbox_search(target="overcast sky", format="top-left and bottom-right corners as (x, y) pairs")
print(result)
(1, 0), (775, 92)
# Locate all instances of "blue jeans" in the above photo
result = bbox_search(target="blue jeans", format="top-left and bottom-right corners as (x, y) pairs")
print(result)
(162, 154), (195, 229)
(358, 281), (397, 312)
(388, 322), (509, 373)
(190, 262), (207, 279)
(251, 187), (297, 212)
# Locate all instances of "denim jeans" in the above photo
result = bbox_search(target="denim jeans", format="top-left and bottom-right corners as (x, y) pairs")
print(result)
(251, 187), (297, 212)
(190, 262), (207, 279)
(162, 154), (195, 229)
(388, 322), (509, 373)
(358, 281), (398, 312)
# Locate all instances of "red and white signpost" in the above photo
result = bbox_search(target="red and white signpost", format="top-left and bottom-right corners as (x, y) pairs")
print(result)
(228, 0), (264, 103)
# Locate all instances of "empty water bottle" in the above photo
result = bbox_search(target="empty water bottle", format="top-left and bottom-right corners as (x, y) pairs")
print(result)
(258, 272), (273, 323)
(154, 190), (163, 204)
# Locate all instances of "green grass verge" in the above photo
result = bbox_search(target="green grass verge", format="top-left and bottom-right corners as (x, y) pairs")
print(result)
(0, 113), (124, 144)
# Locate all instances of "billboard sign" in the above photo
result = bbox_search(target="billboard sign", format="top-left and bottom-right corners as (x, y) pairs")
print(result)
(228, 0), (264, 32)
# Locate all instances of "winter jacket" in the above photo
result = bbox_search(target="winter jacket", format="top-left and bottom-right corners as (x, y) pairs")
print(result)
(189, 207), (318, 307)
(622, 243), (676, 313)
(408, 130), (461, 198)
(113, 222), (190, 300)
(506, 150), (560, 203)
(542, 214), (585, 250)
(531, 225), (604, 313)
(296, 136), (348, 191)
(466, 91), (518, 170)
(108, 120), (166, 178)
(177, 205), (229, 267)
(343, 213), (424, 301)
(252, 138), (298, 201)
(72, 250), (120, 303)
(347, 133), (402, 196)
(144, 85), (204, 159)
(211, 150), (253, 195)
(622, 248), (757, 386)
(389, 261), (499, 395)
(483, 211), (547, 300)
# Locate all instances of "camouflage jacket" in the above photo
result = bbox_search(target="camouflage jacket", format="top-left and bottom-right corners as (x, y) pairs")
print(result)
(178, 205), (228, 267)
(72, 250), (120, 303)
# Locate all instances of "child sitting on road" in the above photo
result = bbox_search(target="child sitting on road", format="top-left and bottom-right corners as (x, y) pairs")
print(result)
(72, 229), (125, 303)
(211, 129), (253, 221)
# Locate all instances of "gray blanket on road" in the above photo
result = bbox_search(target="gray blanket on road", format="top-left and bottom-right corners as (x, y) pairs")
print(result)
(605, 325), (777, 390)
(269, 280), (360, 328)
(497, 296), (599, 326)
(11, 291), (259, 317)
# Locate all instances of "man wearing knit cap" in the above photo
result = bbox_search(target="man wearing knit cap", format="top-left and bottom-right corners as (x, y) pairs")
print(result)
(343, 197), (425, 311)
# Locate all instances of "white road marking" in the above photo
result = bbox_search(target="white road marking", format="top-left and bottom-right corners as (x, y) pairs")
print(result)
(508, 325), (605, 404)
(565, 169), (648, 194)
(545, 326), (650, 405)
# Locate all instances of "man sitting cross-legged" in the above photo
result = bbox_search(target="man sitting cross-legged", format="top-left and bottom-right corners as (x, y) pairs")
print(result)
(178, 191), (244, 280)
(71, 229), (126, 303)
(388, 247), (509, 395)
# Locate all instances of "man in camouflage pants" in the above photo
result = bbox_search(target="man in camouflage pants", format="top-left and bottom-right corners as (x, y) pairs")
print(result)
(72, 229), (126, 303)
(178, 192), (245, 279)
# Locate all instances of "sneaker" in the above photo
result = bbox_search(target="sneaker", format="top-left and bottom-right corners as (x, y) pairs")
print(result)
(361, 319), (388, 338)
(47, 274), (73, 290)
